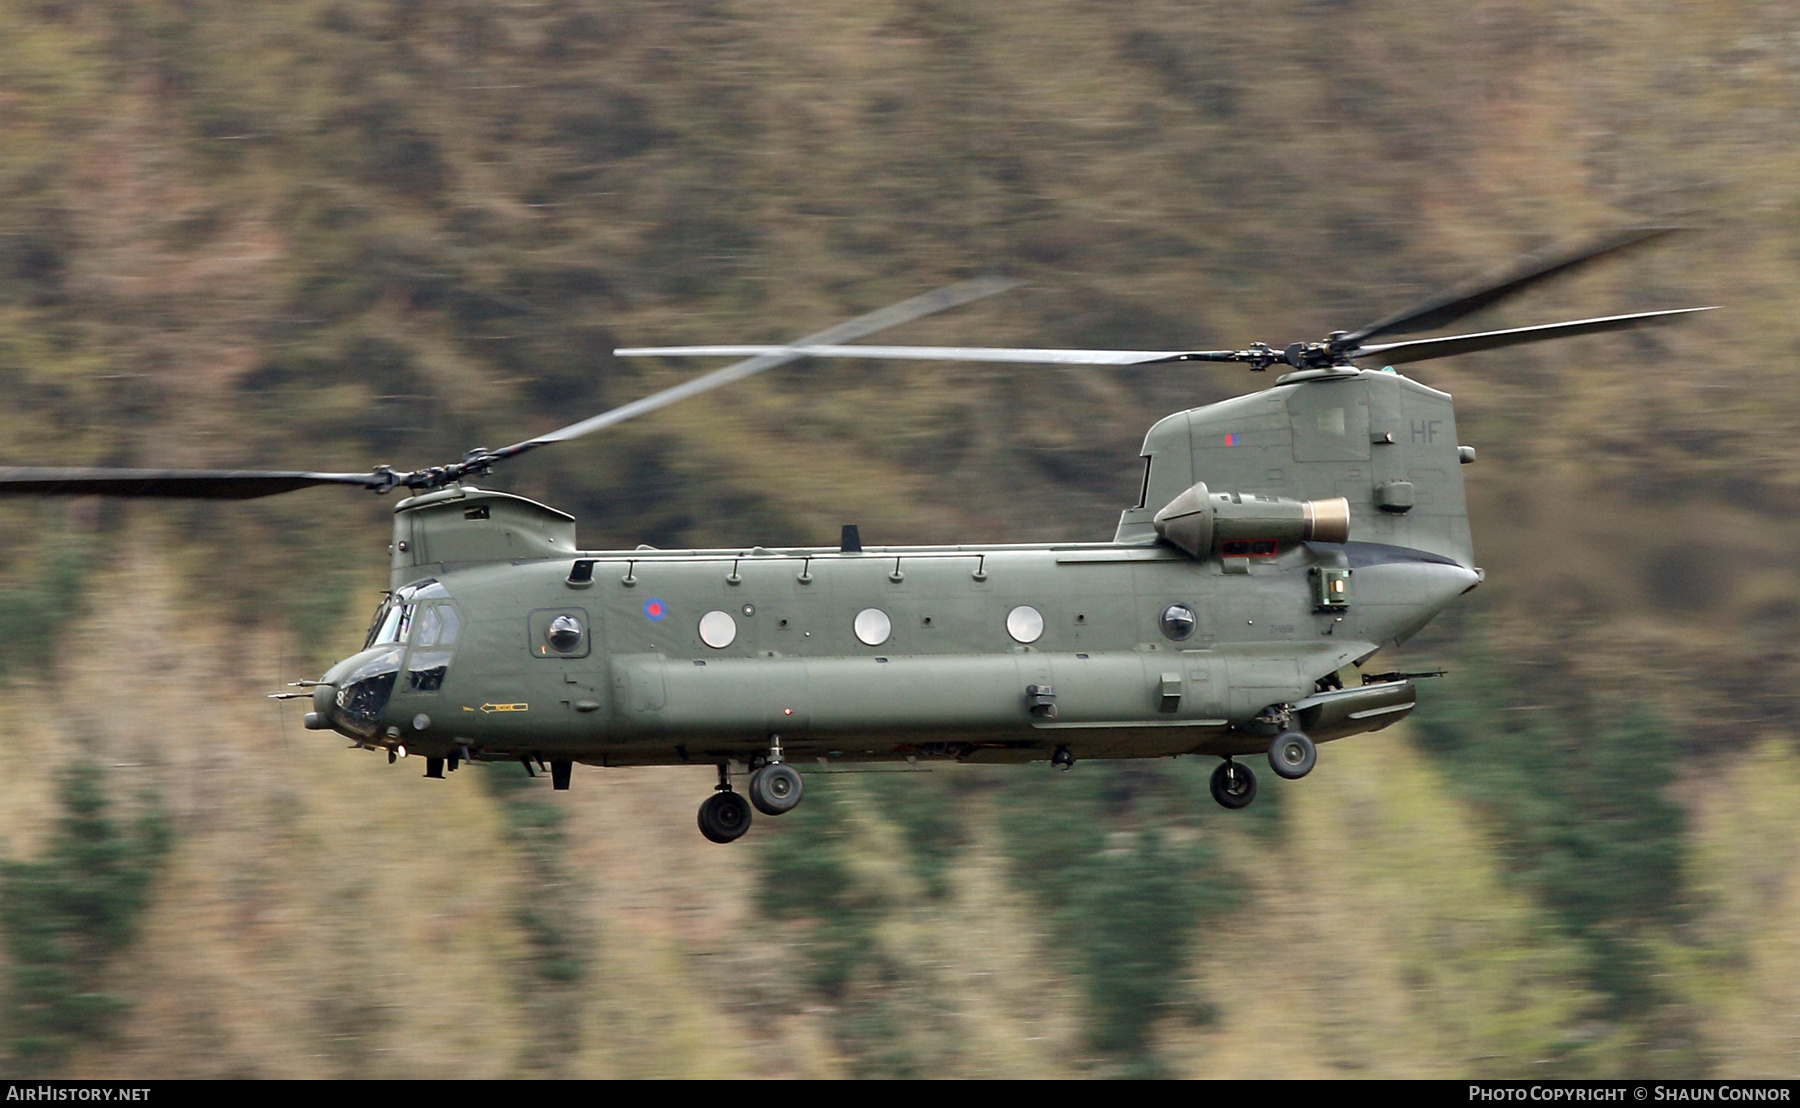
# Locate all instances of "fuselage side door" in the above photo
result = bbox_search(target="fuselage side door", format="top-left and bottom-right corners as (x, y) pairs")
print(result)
(525, 606), (605, 740)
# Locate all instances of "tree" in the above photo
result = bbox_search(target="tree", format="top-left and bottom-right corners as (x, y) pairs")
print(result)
(1, 763), (169, 1072)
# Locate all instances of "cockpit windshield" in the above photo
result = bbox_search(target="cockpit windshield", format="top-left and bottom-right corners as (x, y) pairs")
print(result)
(362, 580), (450, 649)
(362, 580), (457, 652)
(365, 600), (415, 648)
(363, 601), (388, 649)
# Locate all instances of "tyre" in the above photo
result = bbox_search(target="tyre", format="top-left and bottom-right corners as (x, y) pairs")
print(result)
(698, 790), (753, 843)
(749, 763), (804, 816)
(1210, 760), (1257, 809)
(1268, 730), (1317, 780)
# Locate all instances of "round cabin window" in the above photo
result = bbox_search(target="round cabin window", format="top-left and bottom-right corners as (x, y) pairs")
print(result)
(1006, 605), (1044, 644)
(698, 610), (737, 649)
(854, 608), (892, 647)
(1159, 603), (1198, 641)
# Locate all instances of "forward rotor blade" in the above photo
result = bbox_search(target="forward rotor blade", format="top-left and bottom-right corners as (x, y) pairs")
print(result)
(0, 468), (385, 499)
(1347, 306), (1715, 366)
(1342, 226), (1685, 346)
(490, 276), (1022, 460)
(612, 344), (1204, 366)
(0, 279), (1024, 500)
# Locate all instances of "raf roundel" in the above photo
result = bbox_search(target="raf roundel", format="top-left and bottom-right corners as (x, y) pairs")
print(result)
(643, 598), (668, 622)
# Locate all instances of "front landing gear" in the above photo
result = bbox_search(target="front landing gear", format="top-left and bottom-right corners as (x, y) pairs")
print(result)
(699, 763), (753, 844)
(698, 791), (751, 843)
(1210, 759), (1257, 809)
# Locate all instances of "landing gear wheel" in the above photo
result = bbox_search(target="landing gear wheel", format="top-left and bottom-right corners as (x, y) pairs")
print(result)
(698, 789), (753, 843)
(749, 763), (804, 815)
(1268, 730), (1317, 780)
(1210, 759), (1257, 809)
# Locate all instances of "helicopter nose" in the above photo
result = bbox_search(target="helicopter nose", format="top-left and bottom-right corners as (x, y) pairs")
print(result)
(312, 646), (406, 740)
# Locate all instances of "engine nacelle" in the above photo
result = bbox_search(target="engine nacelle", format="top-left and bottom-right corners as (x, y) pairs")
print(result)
(1151, 482), (1350, 558)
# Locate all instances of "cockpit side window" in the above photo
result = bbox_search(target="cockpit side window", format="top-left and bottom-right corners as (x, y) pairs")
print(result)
(415, 605), (442, 646)
(406, 651), (452, 692)
(437, 606), (461, 645)
(403, 603), (461, 693)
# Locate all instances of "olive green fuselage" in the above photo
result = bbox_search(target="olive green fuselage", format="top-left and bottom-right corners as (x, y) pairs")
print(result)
(313, 368), (1479, 769)
(317, 533), (1473, 767)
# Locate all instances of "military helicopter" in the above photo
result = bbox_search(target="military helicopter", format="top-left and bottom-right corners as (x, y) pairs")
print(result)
(0, 228), (1709, 843)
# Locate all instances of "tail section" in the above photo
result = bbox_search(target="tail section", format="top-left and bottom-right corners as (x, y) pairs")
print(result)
(1117, 369), (1473, 566)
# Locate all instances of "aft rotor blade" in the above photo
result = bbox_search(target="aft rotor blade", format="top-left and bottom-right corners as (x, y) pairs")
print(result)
(0, 468), (386, 499)
(490, 276), (1023, 460)
(612, 344), (1204, 366)
(1342, 226), (1685, 347)
(1348, 306), (1715, 365)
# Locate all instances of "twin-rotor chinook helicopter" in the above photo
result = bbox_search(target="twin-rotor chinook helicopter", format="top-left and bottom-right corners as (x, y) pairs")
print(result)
(0, 228), (1708, 842)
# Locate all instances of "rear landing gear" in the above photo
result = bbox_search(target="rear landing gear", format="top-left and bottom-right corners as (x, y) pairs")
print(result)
(1267, 731), (1316, 780)
(698, 763), (752, 844)
(747, 735), (804, 818)
(749, 763), (803, 816)
(1210, 759), (1257, 809)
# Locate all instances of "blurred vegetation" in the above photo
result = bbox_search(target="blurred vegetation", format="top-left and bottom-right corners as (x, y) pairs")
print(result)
(759, 765), (1243, 1075)
(0, 534), (89, 681)
(1, 763), (168, 1073)
(0, 0), (1795, 1079)
(755, 773), (962, 1076)
(994, 763), (1241, 1075)
(1415, 659), (1686, 1007)
(482, 761), (592, 1076)
(1412, 654), (1700, 1068)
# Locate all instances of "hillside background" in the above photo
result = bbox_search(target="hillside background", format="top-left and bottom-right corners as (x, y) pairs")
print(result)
(1, 0), (1799, 1077)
